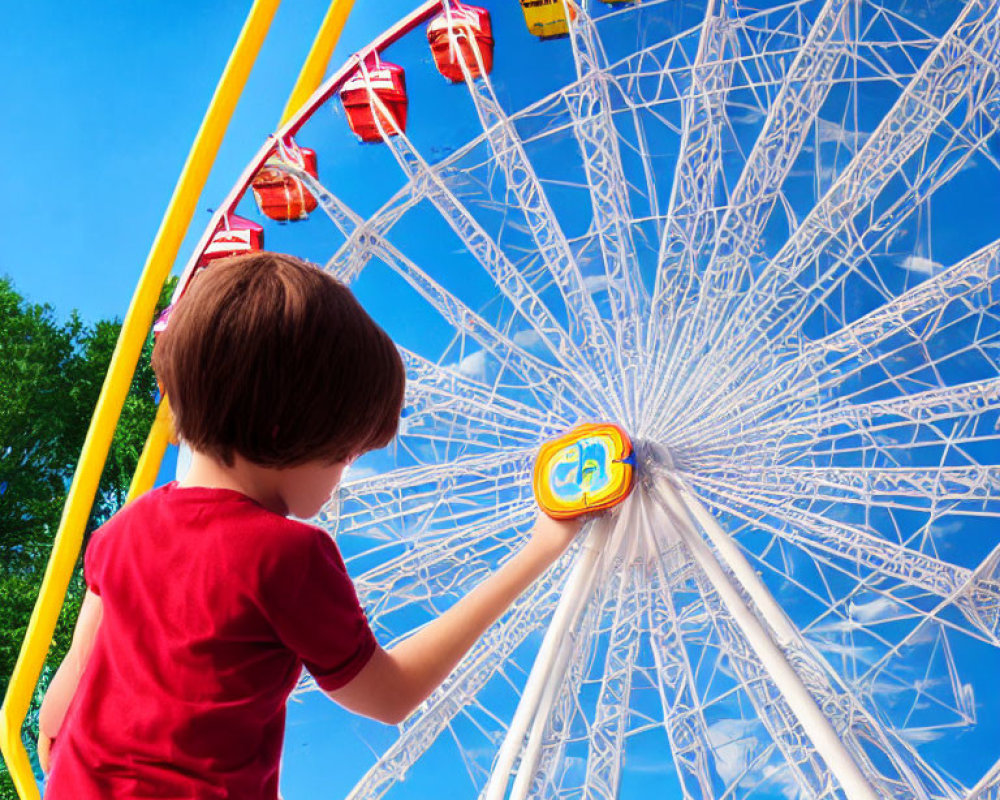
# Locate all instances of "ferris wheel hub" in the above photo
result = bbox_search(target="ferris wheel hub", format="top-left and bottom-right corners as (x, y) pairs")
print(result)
(634, 439), (676, 474)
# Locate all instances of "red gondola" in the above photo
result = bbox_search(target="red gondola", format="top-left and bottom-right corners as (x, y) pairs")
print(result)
(251, 137), (318, 222)
(427, 4), (494, 83)
(340, 55), (408, 142)
(198, 214), (263, 266)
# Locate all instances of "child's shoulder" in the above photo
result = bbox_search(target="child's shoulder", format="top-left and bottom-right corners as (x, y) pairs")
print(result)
(99, 481), (325, 544)
(92, 482), (336, 578)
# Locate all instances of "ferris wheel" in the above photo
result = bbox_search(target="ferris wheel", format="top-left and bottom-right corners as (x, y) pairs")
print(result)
(172, 0), (1000, 797)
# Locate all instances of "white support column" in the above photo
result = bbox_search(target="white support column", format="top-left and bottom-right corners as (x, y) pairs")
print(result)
(649, 476), (880, 800)
(483, 520), (608, 800)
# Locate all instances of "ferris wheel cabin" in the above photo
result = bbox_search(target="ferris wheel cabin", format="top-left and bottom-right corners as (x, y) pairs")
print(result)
(250, 137), (319, 222)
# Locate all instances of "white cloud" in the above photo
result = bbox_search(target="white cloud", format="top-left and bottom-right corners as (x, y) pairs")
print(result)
(899, 255), (943, 275)
(455, 350), (487, 380)
(761, 763), (806, 800)
(814, 640), (877, 662)
(343, 464), (376, 482)
(810, 617), (861, 635)
(707, 719), (803, 798)
(706, 719), (759, 786)
(871, 678), (911, 698)
(897, 727), (945, 745)
(927, 519), (963, 540)
(905, 623), (937, 646)
(730, 108), (765, 125)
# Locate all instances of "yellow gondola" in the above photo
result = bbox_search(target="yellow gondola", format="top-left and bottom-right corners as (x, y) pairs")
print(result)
(519, 0), (577, 40)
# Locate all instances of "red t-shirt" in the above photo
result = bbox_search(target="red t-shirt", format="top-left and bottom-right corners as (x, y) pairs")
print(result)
(44, 482), (377, 799)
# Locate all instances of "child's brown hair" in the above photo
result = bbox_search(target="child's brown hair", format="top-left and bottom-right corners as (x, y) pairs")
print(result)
(152, 251), (405, 467)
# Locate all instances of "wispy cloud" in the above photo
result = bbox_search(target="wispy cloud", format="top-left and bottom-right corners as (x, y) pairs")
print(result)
(343, 464), (377, 481)
(815, 118), (868, 149)
(706, 719), (759, 786)
(850, 596), (901, 623)
(898, 255), (943, 275)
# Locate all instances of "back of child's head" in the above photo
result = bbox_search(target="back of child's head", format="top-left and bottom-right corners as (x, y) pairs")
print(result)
(152, 251), (405, 467)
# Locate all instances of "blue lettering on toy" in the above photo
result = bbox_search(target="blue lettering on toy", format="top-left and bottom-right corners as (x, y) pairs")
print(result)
(548, 437), (613, 502)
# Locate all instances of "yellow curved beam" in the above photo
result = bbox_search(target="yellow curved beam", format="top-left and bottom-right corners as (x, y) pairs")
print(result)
(0, 1), (283, 795)
(127, 397), (174, 503)
(280, 0), (358, 127)
(128, 0), (360, 511)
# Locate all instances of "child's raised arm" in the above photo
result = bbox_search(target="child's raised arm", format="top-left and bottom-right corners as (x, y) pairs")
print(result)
(326, 513), (582, 724)
(38, 589), (103, 771)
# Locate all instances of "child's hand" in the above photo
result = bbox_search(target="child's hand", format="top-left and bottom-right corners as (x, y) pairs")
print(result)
(529, 512), (585, 557)
(38, 732), (53, 774)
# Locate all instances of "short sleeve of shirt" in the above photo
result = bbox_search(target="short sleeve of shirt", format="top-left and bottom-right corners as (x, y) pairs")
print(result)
(84, 527), (107, 596)
(258, 527), (377, 692)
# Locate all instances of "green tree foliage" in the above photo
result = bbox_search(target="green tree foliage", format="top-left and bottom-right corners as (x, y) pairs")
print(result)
(0, 276), (173, 798)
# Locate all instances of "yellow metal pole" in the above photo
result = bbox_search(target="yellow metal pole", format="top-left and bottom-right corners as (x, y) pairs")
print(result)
(279, 0), (358, 127)
(126, 397), (174, 503)
(127, 0), (359, 508)
(0, 1), (283, 796)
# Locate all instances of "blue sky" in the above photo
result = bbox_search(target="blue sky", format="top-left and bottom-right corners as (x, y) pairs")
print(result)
(5, 4), (597, 798)
(2, 2), (444, 797)
(0, 0), (418, 325)
(8, 1), (1000, 797)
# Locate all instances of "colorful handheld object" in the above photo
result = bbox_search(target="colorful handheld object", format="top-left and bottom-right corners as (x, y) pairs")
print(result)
(533, 423), (635, 519)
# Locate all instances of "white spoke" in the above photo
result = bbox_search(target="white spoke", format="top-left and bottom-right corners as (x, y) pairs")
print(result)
(350, 66), (620, 422)
(566, 4), (648, 426)
(454, 47), (624, 415)
(401, 349), (568, 450)
(650, 0), (853, 421)
(194, 1), (1000, 795)
(299, 169), (592, 416)
(352, 505), (535, 618)
(583, 500), (645, 800)
(665, 238), (1000, 446)
(691, 479), (1000, 645)
(484, 520), (610, 800)
(324, 450), (533, 537)
(693, 464), (1000, 516)
(654, 476), (954, 798)
(640, 492), (722, 799)
(343, 546), (577, 799)
(644, 0), (737, 428)
(696, 0), (1000, 396)
(969, 757), (1000, 800)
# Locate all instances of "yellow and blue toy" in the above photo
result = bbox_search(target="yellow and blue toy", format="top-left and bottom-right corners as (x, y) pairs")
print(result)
(533, 423), (635, 520)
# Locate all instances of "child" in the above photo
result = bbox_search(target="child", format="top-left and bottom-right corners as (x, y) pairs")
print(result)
(38, 252), (584, 798)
